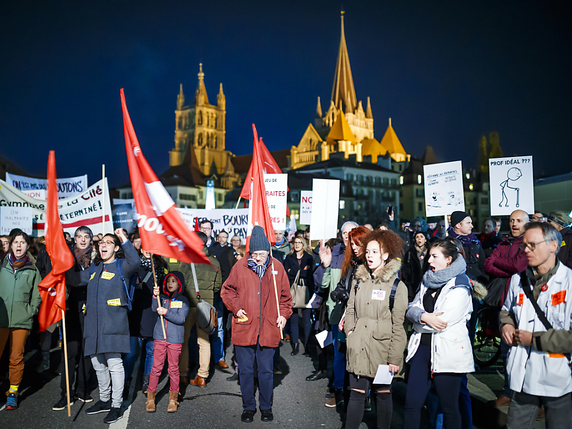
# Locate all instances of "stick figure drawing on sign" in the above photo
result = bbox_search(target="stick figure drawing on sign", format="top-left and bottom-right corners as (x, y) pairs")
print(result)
(499, 167), (522, 208)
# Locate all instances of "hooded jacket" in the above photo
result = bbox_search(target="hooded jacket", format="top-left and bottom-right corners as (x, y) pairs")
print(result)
(152, 271), (190, 344)
(313, 242), (345, 317)
(344, 259), (408, 378)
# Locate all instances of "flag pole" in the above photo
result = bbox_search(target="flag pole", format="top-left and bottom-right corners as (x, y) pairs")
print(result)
(270, 249), (283, 339)
(234, 197), (241, 210)
(61, 309), (71, 417)
(151, 255), (167, 340)
(102, 164), (106, 235)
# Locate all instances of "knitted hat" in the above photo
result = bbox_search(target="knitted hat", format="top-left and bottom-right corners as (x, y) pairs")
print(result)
(548, 211), (572, 228)
(249, 226), (271, 253)
(451, 211), (470, 228)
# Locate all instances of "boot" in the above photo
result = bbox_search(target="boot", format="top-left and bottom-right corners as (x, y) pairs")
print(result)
(291, 342), (300, 356)
(167, 390), (179, 413)
(146, 390), (156, 413)
(35, 351), (50, 373)
(142, 374), (150, 394)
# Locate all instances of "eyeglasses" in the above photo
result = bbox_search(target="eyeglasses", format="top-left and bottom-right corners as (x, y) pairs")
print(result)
(519, 240), (549, 251)
(98, 240), (115, 247)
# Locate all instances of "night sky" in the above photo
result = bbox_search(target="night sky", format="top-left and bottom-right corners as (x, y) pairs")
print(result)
(1, 1), (571, 188)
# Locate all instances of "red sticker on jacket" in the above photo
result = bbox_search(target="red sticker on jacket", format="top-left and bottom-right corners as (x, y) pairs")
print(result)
(551, 290), (566, 306)
(541, 284), (548, 292)
(517, 293), (524, 305)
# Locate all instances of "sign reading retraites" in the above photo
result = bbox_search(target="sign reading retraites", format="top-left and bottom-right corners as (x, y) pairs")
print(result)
(6, 173), (88, 199)
(0, 207), (33, 235)
(310, 179), (340, 240)
(299, 191), (312, 225)
(423, 161), (465, 217)
(0, 178), (112, 236)
(264, 173), (288, 231)
(489, 156), (534, 216)
(177, 208), (249, 240)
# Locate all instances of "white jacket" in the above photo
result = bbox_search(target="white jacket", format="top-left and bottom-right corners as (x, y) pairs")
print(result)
(502, 262), (572, 397)
(406, 275), (474, 373)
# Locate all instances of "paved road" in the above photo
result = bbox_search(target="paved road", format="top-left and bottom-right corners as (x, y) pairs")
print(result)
(0, 343), (546, 428)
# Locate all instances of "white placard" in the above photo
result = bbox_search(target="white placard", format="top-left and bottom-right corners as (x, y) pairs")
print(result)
(489, 156), (534, 216)
(264, 173), (288, 231)
(0, 178), (112, 236)
(315, 330), (333, 348)
(0, 207), (33, 235)
(373, 364), (394, 385)
(299, 191), (313, 225)
(423, 161), (465, 217)
(5, 172), (88, 199)
(310, 179), (340, 240)
(177, 208), (250, 240)
(22, 189), (46, 200)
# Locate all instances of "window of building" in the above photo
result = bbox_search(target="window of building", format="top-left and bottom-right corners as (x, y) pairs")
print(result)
(347, 173), (353, 181)
(418, 202), (423, 212)
(399, 203), (404, 211)
(217, 193), (223, 202)
(339, 200), (345, 209)
(179, 193), (196, 201)
(481, 197), (488, 204)
(399, 190), (403, 197)
(416, 188), (424, 198)
(399, 176), (404, 185)
(469, 183), (474, 191)
(417, 174), (422, 184)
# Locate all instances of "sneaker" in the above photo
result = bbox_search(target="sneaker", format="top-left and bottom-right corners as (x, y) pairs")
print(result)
(364, 394), (372, 412)
(325, 390), (343, 408)
(226, 373), (239, 382)
(325, 396), (336, 408)
(6, 393), (18, 410)
(273, 366), (282, 375)
(103, 407), (122, 424)
(76, 393), (93, 403)
(53, 396), (74, 411)
(86, 399), (111, 415)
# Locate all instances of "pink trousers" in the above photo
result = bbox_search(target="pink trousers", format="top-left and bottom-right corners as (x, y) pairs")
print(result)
(148, 340), (182, 392)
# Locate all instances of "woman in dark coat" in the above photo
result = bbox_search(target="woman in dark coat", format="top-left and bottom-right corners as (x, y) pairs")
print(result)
(83, 228), (139, 424)
(283, 237), (314, 355)
(401, 231), (430, 302)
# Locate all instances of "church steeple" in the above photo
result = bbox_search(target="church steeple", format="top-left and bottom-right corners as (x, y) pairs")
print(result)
(331, 11), (357, 114)
(316, 96), (323, 118)
(217, 83), (225, 108)
(195, 63), (209, 105)
(366, 96), (373, 119)
(177, 84), (185, 110)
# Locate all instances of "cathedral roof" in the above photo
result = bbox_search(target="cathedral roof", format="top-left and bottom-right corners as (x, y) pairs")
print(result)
(331, 12), (357, 114)
(231, 149), (290, 175)
(361, 137), (387, 163)
(194, 63), (209, 105)
(379, 118), (407, 155)
(422, 146), (438, 164)
(160, 142), (206, 187)
(294, 156), (395, 174)
(326, 111), (357, 144)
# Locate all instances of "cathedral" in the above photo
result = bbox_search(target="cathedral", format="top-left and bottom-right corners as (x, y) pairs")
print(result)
(289, 12), (410, 171)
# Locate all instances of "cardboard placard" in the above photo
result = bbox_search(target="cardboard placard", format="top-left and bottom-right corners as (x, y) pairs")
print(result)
(310, 179), (340, 240)
(264, 174), (288, 231)
(423, 161), (465, 217)
(489, 156), (534, 215)
(299, 191), (312, 225)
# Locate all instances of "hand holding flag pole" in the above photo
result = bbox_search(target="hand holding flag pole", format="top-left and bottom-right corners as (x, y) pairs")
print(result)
(150, 255), (167, 340)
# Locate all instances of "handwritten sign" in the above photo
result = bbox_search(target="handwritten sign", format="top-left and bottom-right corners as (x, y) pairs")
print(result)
(0, 207), (33, 235)
(423, 161), (465, 217)
(264, 173), (288, 231)
(489, 156), (534, 215)
(299, 191), (312, 225)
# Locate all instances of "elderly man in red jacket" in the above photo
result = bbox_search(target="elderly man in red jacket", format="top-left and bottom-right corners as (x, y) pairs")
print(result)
(221, 225), (292, 423)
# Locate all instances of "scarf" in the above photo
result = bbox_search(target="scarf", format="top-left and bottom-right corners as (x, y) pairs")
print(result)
(9, 252), (30, 273)
(447, 227), (481, 246)
(422, 255), (467, 289)
(73, 245), (92, 269)
(248, 254), (271, 279)
(528, 262), (560, 300)
(478, 232), (496, 244)
(415, 244), (427, 261)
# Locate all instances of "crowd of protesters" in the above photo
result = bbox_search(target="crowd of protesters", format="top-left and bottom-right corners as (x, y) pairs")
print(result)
(0, 207), (571, 428)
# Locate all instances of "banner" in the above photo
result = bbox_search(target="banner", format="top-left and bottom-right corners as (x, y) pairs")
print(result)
(112, 204), (135, 234)
(0, 178), (112, 236)
(177, 208), (249, 240)
(6, 172), (88, 199)
(489, 156), (534, 215)
(0, 207), (33, 235)
(310, 179), (340, 241)
(264, 174), (287, 231)
(423, 161), (465, 217)
(299, 191), (312, 225)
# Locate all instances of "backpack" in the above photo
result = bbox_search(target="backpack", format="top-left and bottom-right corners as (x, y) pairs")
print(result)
(90, 258), (135, 311)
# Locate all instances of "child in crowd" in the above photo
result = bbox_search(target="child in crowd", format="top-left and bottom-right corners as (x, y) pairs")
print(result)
(146, 272), (189, 413)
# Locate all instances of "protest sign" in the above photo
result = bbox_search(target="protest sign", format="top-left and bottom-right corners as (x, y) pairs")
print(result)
(423, 161), (465, 217)
(489, 156), (534, 215)
(299, 191), (312, 225)
(23, 190), (46, 200)
(177, 208), (249, 240)
(310, 179), (339, 240)
(0, 207), (33, 235)
(205, 180), (216, 210)
(6, 172), (88, 199)
(264, 174), (288, 231)
(112, 204), (135, 233)
(0, 178), (112, 236)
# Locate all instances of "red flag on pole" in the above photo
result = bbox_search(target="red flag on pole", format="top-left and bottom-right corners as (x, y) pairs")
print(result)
(37, 151), (75, 332)
(120, 89), (210, 265)
(246, 125), (276, 249)
(194, 217), (200, 232)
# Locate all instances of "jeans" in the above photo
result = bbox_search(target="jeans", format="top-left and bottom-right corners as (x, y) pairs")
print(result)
(290, 308), (311, 345)
(332, 329), (346, 391)
(124, 337), (155, 379)
(149, 341), (182, 392)
(210, 315), (225, 363)
(91, 353), (124, 408)
(235, 341), (275, 411)
(427, 374), (472, 429)
(507, 391), (572, 429)
(59, 337), (93, 397)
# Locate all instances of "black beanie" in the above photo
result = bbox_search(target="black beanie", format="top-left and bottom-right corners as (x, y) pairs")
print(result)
(451, 211), (470, 228)
(249, 225), (271, 253)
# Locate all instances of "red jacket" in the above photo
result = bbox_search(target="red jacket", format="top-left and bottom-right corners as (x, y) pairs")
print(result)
(484, 235), (528, 279)
(221, 256), (292, 348)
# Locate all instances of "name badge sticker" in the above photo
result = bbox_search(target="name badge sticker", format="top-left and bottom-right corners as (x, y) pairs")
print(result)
(372, 290), (386, 301)
(107, 298), (121, 306)
(517, 293), (524, 306)
(101, 272), (115, 280)
(171, 301), (183, 309)
(551, 290), (566, 306)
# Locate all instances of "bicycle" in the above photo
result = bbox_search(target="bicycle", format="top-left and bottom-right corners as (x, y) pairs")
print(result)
(472, 304), (502, 368)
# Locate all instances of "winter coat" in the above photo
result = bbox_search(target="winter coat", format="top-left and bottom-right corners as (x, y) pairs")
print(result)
(221, 255), (293, 348)
(401, 245), (429, 302)
(83, 241), (140, 356)
(209, 242), (233, 283)
(558, 227), (572, 270)
(152, 271), (189, 344)
(344, 260), (408, 379)
(63, 246), (94, 341)
(0, 256), (42, 329)
(273, 239), (291, 261)
(406, 274), (475, 373)
(314, 242), (345, 317)
(284, 251), (314, 286)
(479, 232), (503, 258)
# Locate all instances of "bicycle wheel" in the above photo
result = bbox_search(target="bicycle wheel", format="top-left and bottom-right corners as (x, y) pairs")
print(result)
(473, 324), (502, 368)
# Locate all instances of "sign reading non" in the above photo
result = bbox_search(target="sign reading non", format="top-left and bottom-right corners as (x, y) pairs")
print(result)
(299, 191), (312, 225)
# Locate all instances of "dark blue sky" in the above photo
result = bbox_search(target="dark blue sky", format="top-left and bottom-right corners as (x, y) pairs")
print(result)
(1, 1), (570, 188)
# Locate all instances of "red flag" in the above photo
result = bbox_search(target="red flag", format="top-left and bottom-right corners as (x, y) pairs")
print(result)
(37, 151), (75, 331)
(246, 125), (276, 249)
(121, 89), (210, 265)
(194, 217), (199, 232)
